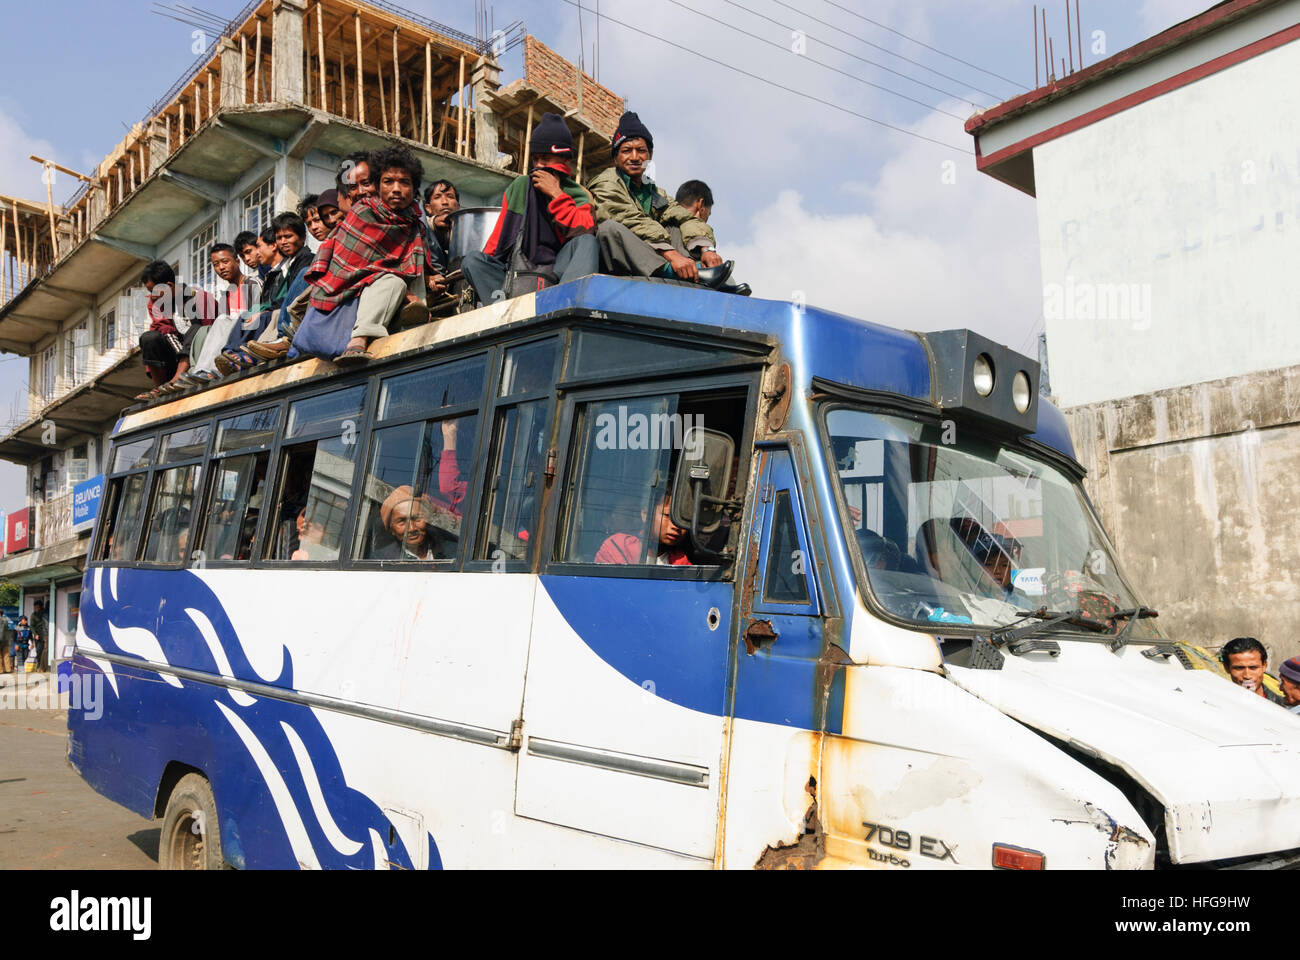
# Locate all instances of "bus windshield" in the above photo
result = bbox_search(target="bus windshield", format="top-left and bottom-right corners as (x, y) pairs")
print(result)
(824, 406), (1159, 638)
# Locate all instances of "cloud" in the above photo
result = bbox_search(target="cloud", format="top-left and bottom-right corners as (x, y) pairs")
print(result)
(726, 104), (1042, 353)
(0, 102), (63, 204)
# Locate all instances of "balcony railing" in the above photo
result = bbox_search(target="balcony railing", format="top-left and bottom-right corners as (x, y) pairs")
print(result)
(36, 490), (75, 552)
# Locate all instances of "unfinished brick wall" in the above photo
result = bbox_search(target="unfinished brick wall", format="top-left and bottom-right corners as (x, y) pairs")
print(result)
(523, 35), (624, 137)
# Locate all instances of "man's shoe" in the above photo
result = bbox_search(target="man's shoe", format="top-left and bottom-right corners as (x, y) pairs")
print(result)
(214, 352), (237, 375)
(245, 338), (290, 360)
(695, 260), (734, 289)
(719, 279), (752, 297)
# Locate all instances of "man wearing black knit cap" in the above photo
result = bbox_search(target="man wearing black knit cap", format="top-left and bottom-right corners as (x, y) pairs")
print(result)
(589, 111), (748, 294)
(462, 113), (599, 304)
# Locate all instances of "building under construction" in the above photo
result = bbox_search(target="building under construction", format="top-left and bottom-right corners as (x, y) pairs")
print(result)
(0, 0), (623, 655)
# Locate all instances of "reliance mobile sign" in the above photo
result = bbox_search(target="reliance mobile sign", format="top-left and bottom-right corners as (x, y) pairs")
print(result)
(73, 475), (104, 534)
(7, 507), (29, 552)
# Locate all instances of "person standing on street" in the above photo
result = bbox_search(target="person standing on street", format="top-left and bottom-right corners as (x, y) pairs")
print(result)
(0, 614), (12, 673)
(30, 598), (48, 673)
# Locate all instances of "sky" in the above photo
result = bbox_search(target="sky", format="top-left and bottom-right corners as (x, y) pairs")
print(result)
(0, 0), (1212, 509)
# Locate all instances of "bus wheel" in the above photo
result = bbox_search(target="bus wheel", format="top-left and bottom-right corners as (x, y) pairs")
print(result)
(159, 773), (225, 870)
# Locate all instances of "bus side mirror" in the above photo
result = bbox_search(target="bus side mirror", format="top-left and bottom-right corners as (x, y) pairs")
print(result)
(670, 427), (735, 536)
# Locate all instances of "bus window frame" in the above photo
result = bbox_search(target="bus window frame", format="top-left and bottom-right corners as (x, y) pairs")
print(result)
(349, 352), (492, 569)
(813, 388), (1117, 641)
(257, 379), (375, 567)
(98, 414), (217, 569)
(462, 333), (565, 574)
(540, 369), (761, 582)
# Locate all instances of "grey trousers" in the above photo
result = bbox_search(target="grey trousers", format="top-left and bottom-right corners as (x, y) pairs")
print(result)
(597, 221), (692, 277)
(352, 273), (426, 340)
(463, 233), (600, 305)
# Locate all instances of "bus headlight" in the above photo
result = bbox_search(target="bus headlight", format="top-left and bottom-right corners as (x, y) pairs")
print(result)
(972, 354), (995, 397)
(1012, 371), (1033, 413)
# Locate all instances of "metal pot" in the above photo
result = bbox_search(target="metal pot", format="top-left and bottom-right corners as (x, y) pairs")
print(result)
(447, 207), (500, 263)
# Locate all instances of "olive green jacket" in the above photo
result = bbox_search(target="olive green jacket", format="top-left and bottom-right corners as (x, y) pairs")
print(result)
(587, 167), (716, 251)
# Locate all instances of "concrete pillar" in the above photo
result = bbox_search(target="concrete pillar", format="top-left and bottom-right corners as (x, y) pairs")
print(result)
(146, 120), (169, 176)
(271, 0), (307, 105)
(471, 57), (502, 166)
(220, 37), (245, 108)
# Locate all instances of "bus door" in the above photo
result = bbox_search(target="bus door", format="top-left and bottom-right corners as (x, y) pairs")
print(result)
(722, 442), (835, 866)
(734, 444), (826, 725)
(515, 384), (746, 862)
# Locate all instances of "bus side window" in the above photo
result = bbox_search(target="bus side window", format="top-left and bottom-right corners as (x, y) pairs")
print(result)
(99, 472), (149, 563)
(140, 465), (201, 565)
(199, 453), (269, 562)
(557, 388), (749, 567)
(264, 438), (356, 562)
(764, 492), (810, 603)
(474, 339), (558, 565)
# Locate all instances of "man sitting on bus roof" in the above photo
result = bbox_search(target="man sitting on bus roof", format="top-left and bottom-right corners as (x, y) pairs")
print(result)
(244, 212), (318, 361)
(305, 144), (436, 365)
(135, 260), (218, 400)
(675, 180), (713, 223)
(462, 114), (599, 307)
(336, 150), (376, 214)
(180, 243), (262, 385)
(589, 112), (749, 296)
(316, 189), (344, 234)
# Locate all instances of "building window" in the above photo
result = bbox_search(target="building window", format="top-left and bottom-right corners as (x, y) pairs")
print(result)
(100, 309), (117, 353)
(189, 220), (218, 291)
(64, 321), (89, 384)
(40, 345), (56, 402)
(242, 176), (274, 236)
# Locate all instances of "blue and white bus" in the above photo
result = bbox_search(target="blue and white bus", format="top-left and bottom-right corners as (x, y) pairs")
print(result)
(69, 275), (1300, 869)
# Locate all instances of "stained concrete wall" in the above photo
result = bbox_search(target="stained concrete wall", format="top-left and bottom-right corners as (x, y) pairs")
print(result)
(1065, 364), (1300, 663)
(1033, 32), (1300, 408)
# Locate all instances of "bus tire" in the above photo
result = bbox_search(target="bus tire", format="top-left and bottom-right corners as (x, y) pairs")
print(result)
(159, 773), (225, 870)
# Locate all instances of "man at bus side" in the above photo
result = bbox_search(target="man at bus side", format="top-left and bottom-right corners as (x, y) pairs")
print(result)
(590, 112), (749, 295)
(136, 260), (218, 398)
(1220, 636), (1287, 704)
(336, 150), (376, 214)
(307, 144), (435, 365)
(462, 114), (598, 306)
(675, 180), (713, 223)
(1278, 657), (1300, 714)
(0, 613), (12, 673)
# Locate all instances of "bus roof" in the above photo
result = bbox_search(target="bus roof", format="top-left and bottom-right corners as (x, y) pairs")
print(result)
(537, 276), (1078, 465)
(117, 274), (1077, 465)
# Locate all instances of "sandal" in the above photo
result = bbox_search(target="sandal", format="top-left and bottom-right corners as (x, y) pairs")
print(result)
(333, 346), (373, 365)
(134, 388), (161, 401)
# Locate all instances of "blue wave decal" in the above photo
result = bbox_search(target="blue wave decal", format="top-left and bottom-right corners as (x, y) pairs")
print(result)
(70, 567), (442, 870)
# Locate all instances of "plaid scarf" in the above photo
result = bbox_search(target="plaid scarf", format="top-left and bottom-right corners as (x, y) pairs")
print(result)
(306, 196), (431, 312)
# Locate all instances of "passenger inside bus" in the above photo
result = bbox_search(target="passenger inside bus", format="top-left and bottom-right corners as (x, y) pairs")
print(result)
(595, 492), (693, 566)
(371, 487), (454, 561)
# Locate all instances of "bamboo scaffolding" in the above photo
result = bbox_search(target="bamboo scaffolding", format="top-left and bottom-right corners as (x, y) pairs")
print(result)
(354, 14), (365, 125)
(317, 3), (326, 109)
(456, 54), (465, 155)
(253, 20), (262, 103)
(424, 42), (432, 145)
(392, 29), (400, 136)
(339, 24), (348, 118)
(377, 58), (389, 133)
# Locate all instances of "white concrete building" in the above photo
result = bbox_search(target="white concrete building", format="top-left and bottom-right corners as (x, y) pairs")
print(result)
(967, 0), (1300, 660)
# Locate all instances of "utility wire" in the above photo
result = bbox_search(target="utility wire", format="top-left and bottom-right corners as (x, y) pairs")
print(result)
(756, 0), (1004, 102)
(820, 0), (1030, 90)
(657, 0), (968, 120)
(559, 0), (971, 154)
